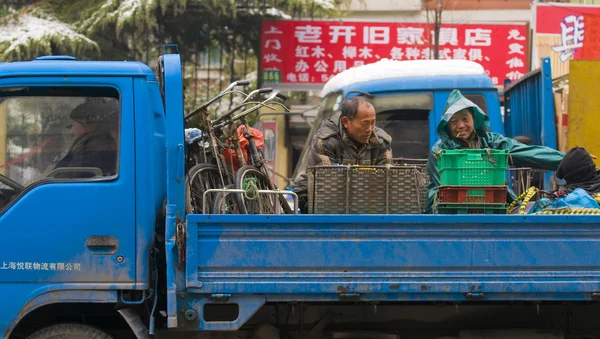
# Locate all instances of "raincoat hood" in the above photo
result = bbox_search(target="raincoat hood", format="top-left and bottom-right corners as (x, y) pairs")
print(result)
(437, 89), (490, 145)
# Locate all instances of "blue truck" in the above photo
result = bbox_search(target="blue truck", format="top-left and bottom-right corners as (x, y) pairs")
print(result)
(0, 50), (593, 339)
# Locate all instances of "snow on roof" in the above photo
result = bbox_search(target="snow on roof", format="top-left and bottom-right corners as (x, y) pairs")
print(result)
(321, 58), (486, 96)
(0, 13), (98, 60)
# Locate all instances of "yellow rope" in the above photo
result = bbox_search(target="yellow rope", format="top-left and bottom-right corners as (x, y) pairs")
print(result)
(506, 186), (538, 214)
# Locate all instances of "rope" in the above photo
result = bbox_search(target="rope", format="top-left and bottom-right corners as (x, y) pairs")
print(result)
(533, 207), (600, 215)
(242, 177), (259, 200)
(506, 186), (538, 214)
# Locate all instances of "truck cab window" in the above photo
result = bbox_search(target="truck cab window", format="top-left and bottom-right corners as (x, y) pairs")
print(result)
(0, 87), (120, 208)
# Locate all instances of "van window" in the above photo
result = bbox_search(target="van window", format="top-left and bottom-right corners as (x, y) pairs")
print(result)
(0, 87), (120, 189)
(373, 93), (433, 159)
(464, 94), (488, 114)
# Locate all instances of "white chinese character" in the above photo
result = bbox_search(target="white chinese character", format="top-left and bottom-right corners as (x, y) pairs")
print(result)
(506, 57), (524, 69)
(506, 70), (525, 81)
(453, 48), (467, 60)
(342, 46), (357, 59)
(41, 263), (48, 270)
(296, 46), (309, 58)
(359, 46), (373, 59)
(66, 263), (73, 271)
(333, 60), (347, 72)
(439, 48), (452, 60)
(0, 262), (7, 270)
(421, 48), (431, 60)
(491, 77), (499, 85)
(397, 27), (425, 45)
(264, 39), (281, 50)
(363, 26), (390, 44)
(265, 25), (283, 35)
(311, 46), (326, 58)
(353, 61), (365, 67)
(509, 43), (525, 55)
(468, 48), (483, 61)
(295, 60), (309, 72)
(508, 29), (525, 41)
(33, 262), (40, 270)
(263, 53), (282, 63)
(295, 25), (322, 43)
(286, 73), (298, 82)
(321, 74), (333, 82)
(49, 263), (56, 270)
(16, 262), (24, 270)
(298, 73), (310, 82)
(465, 29), (492, 47)
(405, 47), (420, 60)
(390, 47), (404, 60)
(329, 26), (357, 44)
(314, 60), (328, 73)
(552, 15), (584, 62)
(438, 28), (459, 46)
(74, 263), (81, 271)
(56, 263), (64, 270)
(8, 262), (16, 270)
(24, 262), (32, 270)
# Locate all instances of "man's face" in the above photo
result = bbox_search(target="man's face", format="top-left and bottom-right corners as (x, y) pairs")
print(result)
(342, 102), (376, 144)
(71, 121), (90, 138)
(448, 109), (475, 140)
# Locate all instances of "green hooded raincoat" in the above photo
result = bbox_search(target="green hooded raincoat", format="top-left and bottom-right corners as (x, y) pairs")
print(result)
(425, 89), (565, 213)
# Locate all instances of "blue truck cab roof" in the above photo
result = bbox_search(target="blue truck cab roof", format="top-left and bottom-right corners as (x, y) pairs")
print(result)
(0, 55), (157, 79)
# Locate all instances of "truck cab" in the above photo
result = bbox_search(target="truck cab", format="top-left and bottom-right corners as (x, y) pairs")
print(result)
(292, 59), (503, 183)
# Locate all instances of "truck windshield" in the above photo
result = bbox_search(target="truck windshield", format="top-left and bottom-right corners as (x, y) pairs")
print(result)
(0, 87), (120, 190)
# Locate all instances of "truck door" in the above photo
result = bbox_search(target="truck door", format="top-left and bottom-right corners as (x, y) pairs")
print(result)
(0, 79), (136, 287)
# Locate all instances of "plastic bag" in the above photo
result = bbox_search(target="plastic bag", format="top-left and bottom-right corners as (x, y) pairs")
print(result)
(222, 125), (265, 171)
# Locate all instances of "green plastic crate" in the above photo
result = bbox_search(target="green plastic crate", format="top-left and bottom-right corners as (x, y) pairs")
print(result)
(436, 203), (508, 214)
(438, 149), (509, 186)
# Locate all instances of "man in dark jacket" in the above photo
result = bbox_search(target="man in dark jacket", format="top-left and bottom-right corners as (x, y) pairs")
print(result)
(54, 100), (117, 178)
(426, 89), (565, 213)
(294, 96), (393, 213)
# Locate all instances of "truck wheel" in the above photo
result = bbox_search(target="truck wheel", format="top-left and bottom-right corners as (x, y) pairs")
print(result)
(26, 324), (114, 339)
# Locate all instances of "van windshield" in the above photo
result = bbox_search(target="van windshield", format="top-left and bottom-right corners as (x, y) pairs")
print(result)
(292, 91), (433, 184)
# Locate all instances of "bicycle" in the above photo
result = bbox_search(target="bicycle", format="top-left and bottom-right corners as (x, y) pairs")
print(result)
(211, 91), (294, 214)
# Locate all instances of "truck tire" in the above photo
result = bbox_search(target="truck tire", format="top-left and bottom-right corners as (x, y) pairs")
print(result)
(26, 324), (114, 339)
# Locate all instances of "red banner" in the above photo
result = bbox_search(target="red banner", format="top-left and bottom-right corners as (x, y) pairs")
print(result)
(534, 4), (600, 64)
(261, 20), (528, 87)
(582, 14), (600, 60)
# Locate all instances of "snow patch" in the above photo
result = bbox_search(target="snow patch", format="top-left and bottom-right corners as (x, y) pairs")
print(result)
(1, 13), (98, 58)
(313, 0), (336, 10)
(321, 58), (487, 97)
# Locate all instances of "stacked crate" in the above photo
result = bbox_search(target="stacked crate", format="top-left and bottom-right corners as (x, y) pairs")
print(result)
(436, 149), (509, 214)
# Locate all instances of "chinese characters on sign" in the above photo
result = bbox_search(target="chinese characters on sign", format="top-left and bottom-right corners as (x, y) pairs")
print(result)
(1, 261), (81, 271)
(534, 3), (600, 75)
(551, 15), (584, 62)
(261, 20), (528, 86)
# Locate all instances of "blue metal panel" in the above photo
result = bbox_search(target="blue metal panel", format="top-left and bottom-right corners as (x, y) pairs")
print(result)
(0, 59), (156, 79)
(133, 77), (166, 287)
(186, 214), (600, 301)
(504, 57), (558, 190)
(161, 53), (185, 329)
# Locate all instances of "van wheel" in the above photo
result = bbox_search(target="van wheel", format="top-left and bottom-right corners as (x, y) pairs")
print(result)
(26, 324), (114, 339)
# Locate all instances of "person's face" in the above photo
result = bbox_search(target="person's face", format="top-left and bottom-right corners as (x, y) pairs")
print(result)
(71, 121), (90, 138)
(342, 102), (376, 144)
(448, 109), (475, 140)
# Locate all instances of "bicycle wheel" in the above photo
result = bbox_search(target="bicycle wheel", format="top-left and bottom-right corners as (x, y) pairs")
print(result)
(212, 184), (241, 214)
(185, 163), (224, 214)
(234, 165), (293, 214)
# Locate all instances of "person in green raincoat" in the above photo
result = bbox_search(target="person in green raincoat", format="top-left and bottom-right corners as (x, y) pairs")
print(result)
(425, 89), (565, 214)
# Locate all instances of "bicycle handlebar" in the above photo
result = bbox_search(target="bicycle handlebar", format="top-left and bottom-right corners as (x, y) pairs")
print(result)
(184, 80), (249, 121)
(212, 92), (289, 130)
